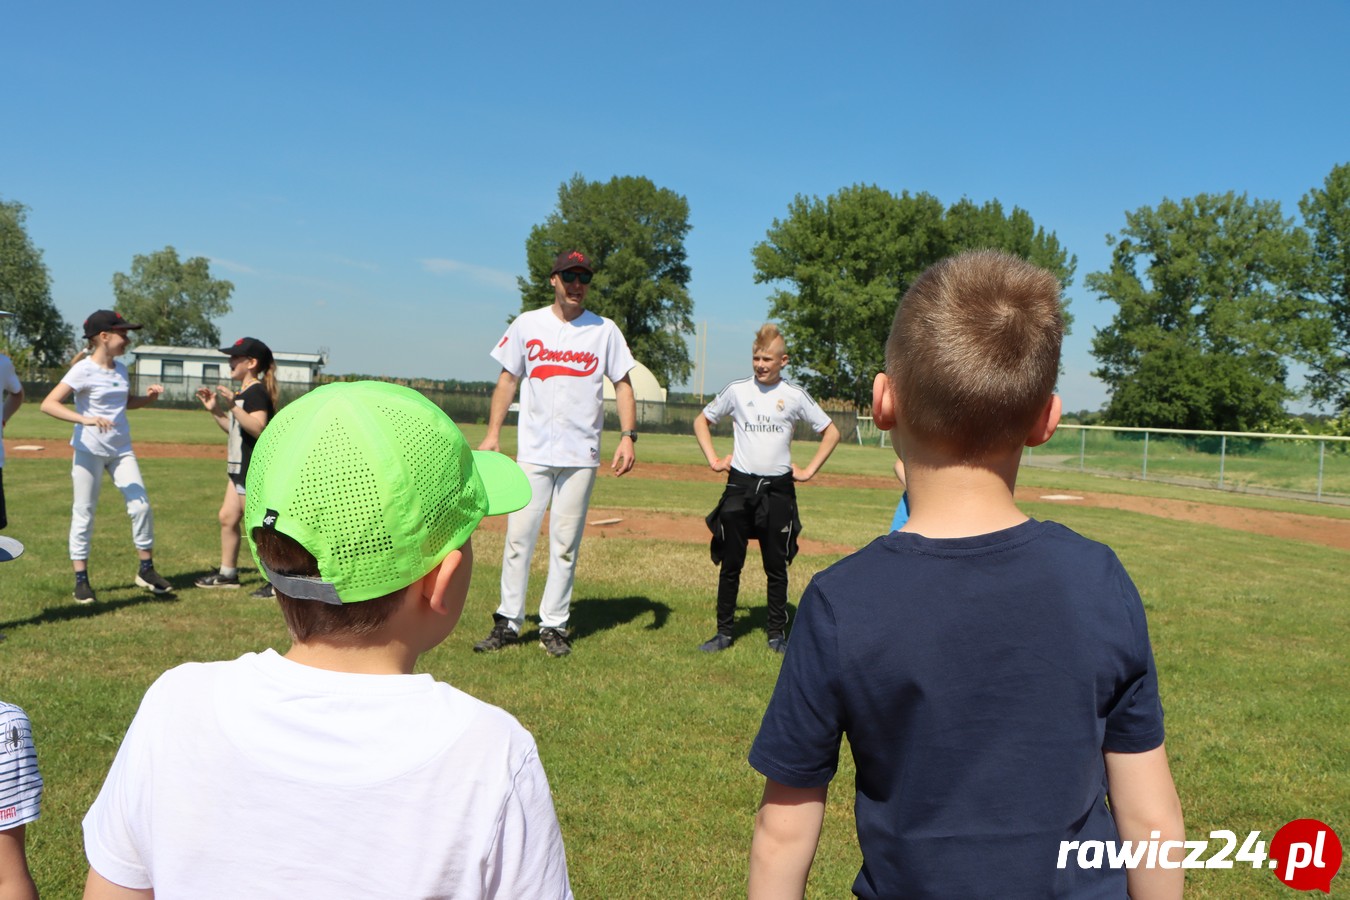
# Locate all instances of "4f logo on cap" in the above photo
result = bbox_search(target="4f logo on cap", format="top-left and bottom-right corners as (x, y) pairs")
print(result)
(262, 509), (279, 530)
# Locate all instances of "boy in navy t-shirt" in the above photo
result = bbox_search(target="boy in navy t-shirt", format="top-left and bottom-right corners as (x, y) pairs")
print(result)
(748, 251), (1184, 899)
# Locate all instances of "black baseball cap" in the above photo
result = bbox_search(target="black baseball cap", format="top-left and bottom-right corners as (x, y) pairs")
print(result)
(219, 337), (274, 370)
(551, 250), (593, 275)
(83, 310), (143, 339)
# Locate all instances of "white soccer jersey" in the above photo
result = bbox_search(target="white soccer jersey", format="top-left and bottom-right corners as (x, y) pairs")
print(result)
(702, 377), (833, 476)
(0, 701), (42, 831)
(61, 358), (134, 456)
(491, 306), (636, 468)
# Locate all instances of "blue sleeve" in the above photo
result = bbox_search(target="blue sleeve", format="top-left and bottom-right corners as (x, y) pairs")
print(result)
(748, 581), (845, 787)
(1102, 566), (1166, 753)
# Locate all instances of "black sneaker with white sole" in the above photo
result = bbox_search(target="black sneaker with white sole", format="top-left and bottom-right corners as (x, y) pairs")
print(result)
(250, 583), (275, 599)
(135, 566), (173, 595)
(195, 572), (241, 589)
(74, 581), (98, 605)
(474, 619), (519, 653)
(538, 627), (572, 658)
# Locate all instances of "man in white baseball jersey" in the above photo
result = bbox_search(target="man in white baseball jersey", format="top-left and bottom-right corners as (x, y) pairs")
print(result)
(476, 250), (638, 657)
(694, 324), (840, 654)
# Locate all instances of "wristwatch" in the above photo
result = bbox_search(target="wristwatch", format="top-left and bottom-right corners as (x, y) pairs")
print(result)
(620, 430), (638, 442)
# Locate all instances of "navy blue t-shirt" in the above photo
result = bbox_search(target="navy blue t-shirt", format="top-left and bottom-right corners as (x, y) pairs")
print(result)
(749, 519), (1165, 899)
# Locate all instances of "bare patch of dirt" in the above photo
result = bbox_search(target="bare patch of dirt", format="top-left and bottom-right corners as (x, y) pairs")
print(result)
(12, 443), (1345, 552)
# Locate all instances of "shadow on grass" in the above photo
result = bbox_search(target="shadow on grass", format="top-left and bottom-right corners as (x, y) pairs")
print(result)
(566, 595), (672, 643)
(0, 591), (177, 632)
(732, 602), (799, 642)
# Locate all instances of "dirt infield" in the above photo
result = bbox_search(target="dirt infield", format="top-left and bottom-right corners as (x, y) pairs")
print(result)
(10, 441), (1349, 552)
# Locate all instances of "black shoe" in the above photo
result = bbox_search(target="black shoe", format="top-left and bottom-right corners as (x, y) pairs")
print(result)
(538, 627), (572, 658)
(135, 566), (173, 595)
(74, 580), (98, 605)
(699, 633), (734, 653)
(195, 572), (241, 589)
(767, 634), (788, 654)
(250, 583), (275, 599)
(474, 620), (519, 653)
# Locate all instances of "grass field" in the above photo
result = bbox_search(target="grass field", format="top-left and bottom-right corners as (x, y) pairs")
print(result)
(1, 407), (1347, 897)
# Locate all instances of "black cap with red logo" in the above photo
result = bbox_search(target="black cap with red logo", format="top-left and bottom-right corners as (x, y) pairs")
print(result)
(219, 337), (274, 371)
(550, 250), (593, 275)
(83, 310), (144, 339)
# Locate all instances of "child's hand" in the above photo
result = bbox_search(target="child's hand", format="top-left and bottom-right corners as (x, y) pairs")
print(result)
(195, 386), (216, 410)
(709, 454), (732, 473)
(214, 385), (236, 405)
(145, 384), (164, 400)
(792, 463), (814, 482)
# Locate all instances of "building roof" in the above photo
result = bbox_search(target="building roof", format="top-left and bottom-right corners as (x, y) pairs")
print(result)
(131, 345), (327, 366)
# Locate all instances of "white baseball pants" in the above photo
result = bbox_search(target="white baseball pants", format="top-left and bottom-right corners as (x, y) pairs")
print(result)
(497, 462), (597, 632)
(69, 448), (154, 560)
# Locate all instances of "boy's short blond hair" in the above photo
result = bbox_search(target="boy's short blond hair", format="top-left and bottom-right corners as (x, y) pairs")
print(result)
(753, 323), (786, 354)
(887, 250), (1062, 458)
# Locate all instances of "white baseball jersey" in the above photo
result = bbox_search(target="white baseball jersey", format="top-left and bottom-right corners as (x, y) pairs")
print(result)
(702, 377), (833, 476)
(61, 358), (134, 456)
(1, 700), (42, 831)
(491, 306), (635, 468)
(0, 354), (20, 467)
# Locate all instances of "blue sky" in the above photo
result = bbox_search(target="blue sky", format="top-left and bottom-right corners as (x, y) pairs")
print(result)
(6, 0), (1347, 412)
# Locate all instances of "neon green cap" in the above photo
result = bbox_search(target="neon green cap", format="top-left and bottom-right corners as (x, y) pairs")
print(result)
(244, 381), (530, 604)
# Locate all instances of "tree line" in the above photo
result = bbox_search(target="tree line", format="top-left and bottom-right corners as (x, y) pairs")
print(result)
(5, 163), (1348, 433)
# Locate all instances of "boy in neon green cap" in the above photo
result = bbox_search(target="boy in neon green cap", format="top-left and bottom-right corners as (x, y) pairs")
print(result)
(81, 382), (574, 899)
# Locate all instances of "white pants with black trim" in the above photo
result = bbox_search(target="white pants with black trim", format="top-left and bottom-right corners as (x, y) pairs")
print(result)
(497, 463), (597, 632)
(69, 449), (154, 560)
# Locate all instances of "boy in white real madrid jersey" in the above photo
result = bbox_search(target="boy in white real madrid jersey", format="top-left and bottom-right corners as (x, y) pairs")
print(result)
(81, 382), (573, 900)
(694, 324), (840, 654)
(475, 250), (639, 658)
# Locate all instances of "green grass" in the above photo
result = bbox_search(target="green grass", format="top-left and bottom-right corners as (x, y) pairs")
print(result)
(2, 411), (1347, 897)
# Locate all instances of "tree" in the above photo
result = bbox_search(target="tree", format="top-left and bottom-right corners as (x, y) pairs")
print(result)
(0, 198), (74, 367)
(520, 175), (694, 387)
(1298, 162), (1350, 413)
(1087, 192), (1309, 431)
(112, 246), (234, 347)
(752, 185), (1076, 408)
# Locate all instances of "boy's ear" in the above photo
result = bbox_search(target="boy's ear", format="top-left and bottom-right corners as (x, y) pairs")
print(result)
(420, 549), (466, 615)
(872, 373), (896, 430)
(1025, 394), (1062, 448)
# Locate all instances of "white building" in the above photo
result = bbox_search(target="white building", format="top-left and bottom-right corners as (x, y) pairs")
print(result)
(130, 345), (327, 401)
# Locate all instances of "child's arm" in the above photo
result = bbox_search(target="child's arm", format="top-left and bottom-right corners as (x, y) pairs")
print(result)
(125, 384), (163, 410)
(82, 868), (153, 899)
(791, 422), (840, 482)
(0, 825), (38, 900)
(748, 779), (827, 899)
(693, 413), (731, 472)
(1104, 744), (1184, 900)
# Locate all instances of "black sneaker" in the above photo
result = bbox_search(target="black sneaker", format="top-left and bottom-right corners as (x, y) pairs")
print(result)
(135, 566), (173, 595)
(767, 634), (788, 654)
(74, 580), (98, 605)
(250, 583), (275, 599)
(699, 633), (734, 653)
(194, 572), (241, 589)
(474, 620), (519, 653)
(538, 627), (572, 658)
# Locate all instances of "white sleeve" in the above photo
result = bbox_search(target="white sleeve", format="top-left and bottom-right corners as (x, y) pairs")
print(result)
(799, 392), (834, 433)
(603, 321), (636, 383)
(489, 319), (526, 377)
(701, 384), (734, 425)
(0, 357), (19, 395)
(484, 747), (573, 899)
(60, 360), (88, 394)
(82, 689), (157, 890)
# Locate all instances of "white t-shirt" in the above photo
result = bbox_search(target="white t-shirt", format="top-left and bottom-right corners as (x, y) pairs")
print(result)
(701, 377), (833, 476)
(83, 650), (573, 900)
(0, 701), (42, 831)
(0, 354), (20, 467)
(490, 306), (635, 468)
(60, 358), (134, 456)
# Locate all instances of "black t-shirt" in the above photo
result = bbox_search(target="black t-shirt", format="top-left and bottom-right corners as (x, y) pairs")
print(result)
(226, 382), (275, 481)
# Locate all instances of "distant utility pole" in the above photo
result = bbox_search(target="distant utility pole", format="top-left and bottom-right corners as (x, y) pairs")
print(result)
(696, 320), (708, 403)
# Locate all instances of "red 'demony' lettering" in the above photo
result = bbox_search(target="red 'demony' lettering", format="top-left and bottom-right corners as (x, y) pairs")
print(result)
(525, 339), (598, 379)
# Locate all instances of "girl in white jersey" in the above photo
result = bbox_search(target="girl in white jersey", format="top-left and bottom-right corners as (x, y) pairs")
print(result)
(41, 310), (169, 604)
